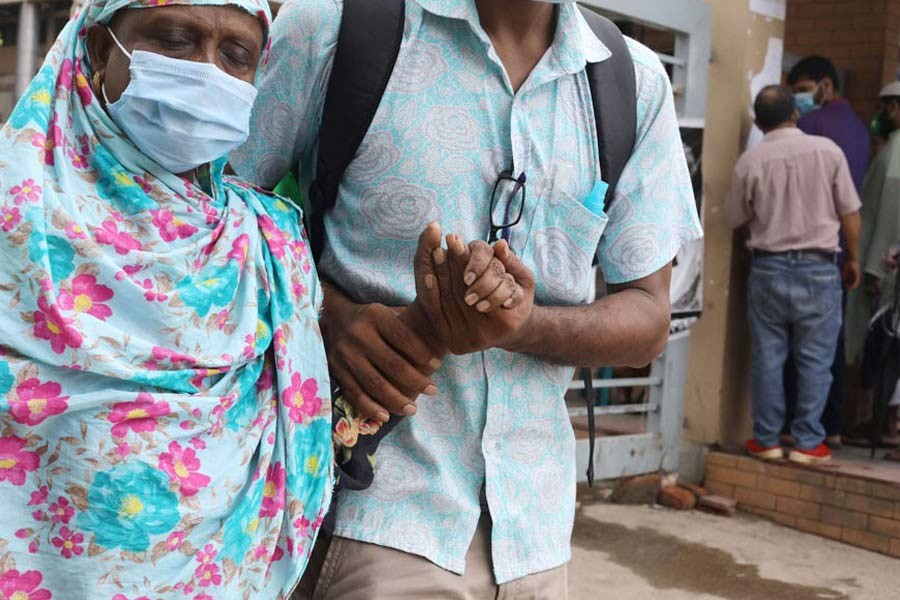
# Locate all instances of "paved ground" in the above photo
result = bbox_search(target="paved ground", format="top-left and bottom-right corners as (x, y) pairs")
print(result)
(570, 500), (898, 600)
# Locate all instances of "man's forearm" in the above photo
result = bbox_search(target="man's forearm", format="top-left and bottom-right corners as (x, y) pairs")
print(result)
(840, 212), (861, 263)
(502, 267), (672, 368)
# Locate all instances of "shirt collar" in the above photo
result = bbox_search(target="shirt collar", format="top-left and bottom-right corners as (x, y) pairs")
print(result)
(571, 7), (612, 65)
(413, 0), (611, 76)
(414, 0), (476, 20)
(763, 127), (803, 142)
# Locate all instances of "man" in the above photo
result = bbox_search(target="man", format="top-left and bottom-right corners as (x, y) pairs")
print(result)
(846, 83), (900, 417)
(786, 56), (872, 447)
(232, 0), (701, 597)
(788, 56), (870, 189)
(726, 85), (861, 465)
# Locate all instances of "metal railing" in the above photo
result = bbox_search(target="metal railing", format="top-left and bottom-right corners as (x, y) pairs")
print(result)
(568, 331), (689, 481)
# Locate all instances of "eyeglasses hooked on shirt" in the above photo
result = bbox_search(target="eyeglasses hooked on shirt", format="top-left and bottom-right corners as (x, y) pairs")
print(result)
(488, 170), (527, 244)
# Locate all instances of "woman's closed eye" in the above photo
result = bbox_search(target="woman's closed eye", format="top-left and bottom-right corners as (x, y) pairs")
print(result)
(221, 42), (253, 70)
(152, 30), (195, 54)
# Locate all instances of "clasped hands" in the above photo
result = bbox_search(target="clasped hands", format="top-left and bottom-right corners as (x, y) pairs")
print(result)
(323, 222), (536, 423)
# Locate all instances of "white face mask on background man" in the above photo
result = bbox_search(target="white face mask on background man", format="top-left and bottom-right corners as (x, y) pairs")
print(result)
(102, 27), (258, 174)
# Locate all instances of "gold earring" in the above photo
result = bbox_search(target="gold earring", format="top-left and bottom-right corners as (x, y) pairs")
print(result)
(92, 71), (102, 97)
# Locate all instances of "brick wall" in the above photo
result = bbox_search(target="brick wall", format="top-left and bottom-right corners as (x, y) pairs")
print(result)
(705, 452), (900, 558)
(785, 0), (900, 120)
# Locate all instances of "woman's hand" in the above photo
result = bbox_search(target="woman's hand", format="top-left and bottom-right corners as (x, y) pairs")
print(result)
(409, 223), (535, 356)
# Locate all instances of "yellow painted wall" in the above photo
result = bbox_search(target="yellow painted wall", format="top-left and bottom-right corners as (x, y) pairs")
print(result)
(683, 2), (786, 450)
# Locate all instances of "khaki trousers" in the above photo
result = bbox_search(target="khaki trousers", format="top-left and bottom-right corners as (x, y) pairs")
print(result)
(293, 516), (568, 600)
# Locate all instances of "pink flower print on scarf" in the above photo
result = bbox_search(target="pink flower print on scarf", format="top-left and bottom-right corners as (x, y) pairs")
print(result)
(28, 485), (49, 507)
(260, 462), (286, 518)
(33, 296), (83, 354)
(64, 221), (87, 240)
(57, 58), (93, 107)
(138, 278), (169, 303)
(134, 176), (153, 194)
(58, 274), (114, 321)
(213, 310), (230, 331)
(151, 208), (199, 242)
(30, 115), (63, 166)
(228, 234), (251, 268)
(281, 373), (323, 424)
(31, 114), (65, 166)
(0, 206), (22, 232)
(30, 132), (52, 165)
(165, 531), (186, 551)
(68, 147), (90, 170)
(51, 526), (85, 559)
(0, 570), (52, 600)
(9, 378), (69, 426)
(108, 393), (171, 438)
(0, 436), (40, 486)
(8, 178), (42, 205)
(49, 496), (74, 525)
(158, 441), (211, 497)
(257, 215), (287, 258)
(94, 220), (142, 255)
(144, 346), (196, 370)
(195, 562), (222, 589)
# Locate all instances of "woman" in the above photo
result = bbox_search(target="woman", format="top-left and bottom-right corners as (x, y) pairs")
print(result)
(0, 1), (333, 597)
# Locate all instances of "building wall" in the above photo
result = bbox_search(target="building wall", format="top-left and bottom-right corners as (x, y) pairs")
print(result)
(785, 0), (900, 119)
(683, 1), (786, 449)
(0, 46), (15, 121)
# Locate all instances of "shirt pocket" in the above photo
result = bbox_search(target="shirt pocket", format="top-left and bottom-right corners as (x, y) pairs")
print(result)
(521, 189), (609, 306)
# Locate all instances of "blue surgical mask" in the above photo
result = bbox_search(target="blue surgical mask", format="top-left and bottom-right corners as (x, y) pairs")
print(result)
(102, 28), (258, 174)
(793, 91), (819, 117)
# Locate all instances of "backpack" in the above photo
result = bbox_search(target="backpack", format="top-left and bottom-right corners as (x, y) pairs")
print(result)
(307, 0), (638, 486)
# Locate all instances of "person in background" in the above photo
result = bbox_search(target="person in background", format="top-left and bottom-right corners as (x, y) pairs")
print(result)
(786, 56), (871, 449)
(845, 83), (900, 446)
(789, 56), (871, 189)
(877, 243), (900, 459)
(726, 85), (861, 465)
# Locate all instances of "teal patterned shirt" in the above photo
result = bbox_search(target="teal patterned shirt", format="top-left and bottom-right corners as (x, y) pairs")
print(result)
(232, 0), (702, 583)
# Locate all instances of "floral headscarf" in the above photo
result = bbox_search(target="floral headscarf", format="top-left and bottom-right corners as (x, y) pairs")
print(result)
(0, 1), (333, 598)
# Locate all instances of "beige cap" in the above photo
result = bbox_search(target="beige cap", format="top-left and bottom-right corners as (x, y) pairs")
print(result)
(879, 81), (900, 98)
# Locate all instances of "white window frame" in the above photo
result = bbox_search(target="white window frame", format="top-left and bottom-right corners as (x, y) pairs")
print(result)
(579, 0), (712, 121)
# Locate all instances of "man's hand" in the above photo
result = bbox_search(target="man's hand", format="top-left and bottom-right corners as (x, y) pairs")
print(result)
(842, 259), (861, 290)
(321, 283), (442, 424)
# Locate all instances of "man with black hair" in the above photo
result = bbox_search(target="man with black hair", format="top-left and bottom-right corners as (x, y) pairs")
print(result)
(788, 56), (870, 189)
(787, 56), (871, 448)
(232, 0), (701, 597)
(726, 85), (861, 465)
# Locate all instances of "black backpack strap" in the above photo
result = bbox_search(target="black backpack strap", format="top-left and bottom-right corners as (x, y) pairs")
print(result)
(578, 7), (637, 211)
(580, 367), (597, 487)
(577, 8), (637, 486)
(308, 0), (406, 260)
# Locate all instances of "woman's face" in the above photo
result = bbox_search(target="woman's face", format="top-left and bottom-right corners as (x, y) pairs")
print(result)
(86, 5), (265, 105)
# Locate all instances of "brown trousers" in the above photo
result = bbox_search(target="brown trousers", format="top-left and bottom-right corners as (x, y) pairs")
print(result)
(293, 516), (567, 600)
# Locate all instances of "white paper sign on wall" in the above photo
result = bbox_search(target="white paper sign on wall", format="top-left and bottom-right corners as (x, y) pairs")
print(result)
(749, 0), (786, 21)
